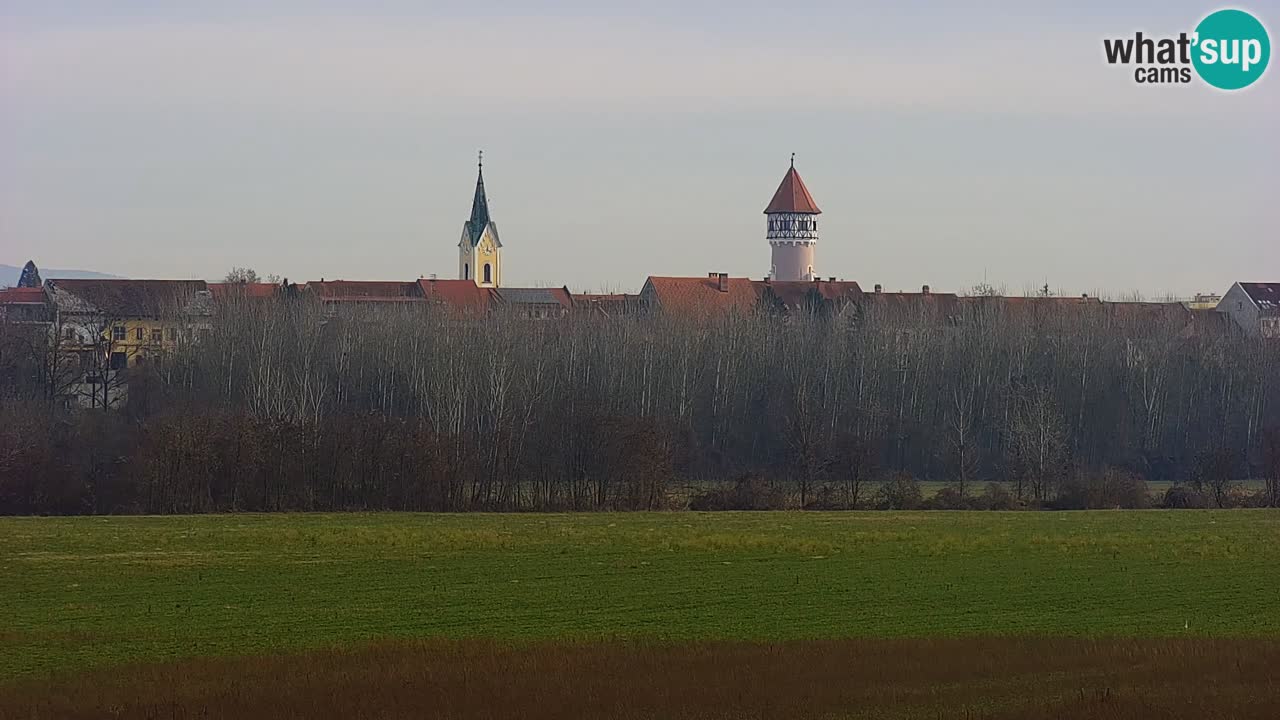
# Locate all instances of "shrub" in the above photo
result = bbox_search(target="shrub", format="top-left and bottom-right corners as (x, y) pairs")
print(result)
(1056, 468), (1151, 510)
(977, 482), (1020, 511)
(803, 485), (844, 510)
(1162, 485), (1208, 509)
(874, 473), (923, 510)
(1231, 487), (1270, 508)
(689, 474), (787, 511)
(927, 485), (975, 510)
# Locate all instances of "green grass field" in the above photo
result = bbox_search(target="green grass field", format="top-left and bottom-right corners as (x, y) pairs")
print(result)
(3, 511), (1280, 681)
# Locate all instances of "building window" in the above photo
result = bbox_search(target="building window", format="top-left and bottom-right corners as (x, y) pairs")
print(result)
(109, 352), (127, 370)
(135, 327), (144, 341)
(151, 328), (163, 344)
(64, 328), (78, 342)
(484, 263), (492, 284)
(112, 326), (127, 341)
(464, 263), (470, 280)
(168, 328), (178, 342)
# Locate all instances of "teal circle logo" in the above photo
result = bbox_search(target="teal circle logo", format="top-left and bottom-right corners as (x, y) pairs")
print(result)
(1192, 9), (1270, 90)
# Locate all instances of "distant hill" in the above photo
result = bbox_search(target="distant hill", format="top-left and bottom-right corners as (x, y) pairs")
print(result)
(0, 264), (121, 288)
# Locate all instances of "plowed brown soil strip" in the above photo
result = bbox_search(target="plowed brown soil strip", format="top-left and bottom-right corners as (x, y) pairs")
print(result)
(3, 637), (1278, 719)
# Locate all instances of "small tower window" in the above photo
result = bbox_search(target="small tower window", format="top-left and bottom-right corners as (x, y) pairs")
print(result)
(464, 263), (470, 280)
(484, 263), (492, 284)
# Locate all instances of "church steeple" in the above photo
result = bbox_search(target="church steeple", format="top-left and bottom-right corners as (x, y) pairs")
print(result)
(466, 151), (491, 246)
(458, 151), (502, 287)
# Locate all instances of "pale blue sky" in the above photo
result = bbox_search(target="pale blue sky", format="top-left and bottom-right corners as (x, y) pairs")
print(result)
(2, 1), (1276, 295)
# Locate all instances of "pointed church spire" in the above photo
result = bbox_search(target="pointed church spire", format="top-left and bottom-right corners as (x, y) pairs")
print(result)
(467, 150), (491, 245)
(458, 152), (502, 287)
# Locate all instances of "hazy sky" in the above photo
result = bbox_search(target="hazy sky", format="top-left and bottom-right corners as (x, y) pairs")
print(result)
(2, 1), (1277, 295)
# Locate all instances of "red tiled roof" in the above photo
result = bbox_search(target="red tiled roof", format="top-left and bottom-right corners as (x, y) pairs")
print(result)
(497, 287), (574, 309)
(574, 293), (636, 305)
(860, 289), (962, 317)
(208, 283), (279, 301)
(959, 295), (1102, 321)
(643, 276), (763, 317)
(573, 293), (640, 316)
(416, 279), (496, 313)
(0, 287), (46, 304)
(763, 280), (863, 311)
(1104, 301), (1187, 319)
(303, 281), (421, 299)
(764, 165), (821, 215)
(1184, 308), (1232, 338)
(48, 279), (210, 316)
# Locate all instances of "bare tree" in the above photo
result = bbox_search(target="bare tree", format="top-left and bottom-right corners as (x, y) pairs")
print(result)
(1190, 448), (1238, 508)
(224, 267), (261, 284)
(1005, 384), (1070, 501)
(1263, 428), (1280, 508)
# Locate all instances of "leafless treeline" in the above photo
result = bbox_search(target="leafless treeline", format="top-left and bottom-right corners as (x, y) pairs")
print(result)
(1, 297), (1277, 513)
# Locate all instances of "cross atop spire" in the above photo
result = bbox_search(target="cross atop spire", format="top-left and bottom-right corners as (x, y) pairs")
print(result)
(791, 152), (795, 168)
(478, 149), (484, 170)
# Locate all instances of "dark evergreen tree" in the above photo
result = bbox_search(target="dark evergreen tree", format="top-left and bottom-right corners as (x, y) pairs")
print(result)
(17, 260), (41, 288)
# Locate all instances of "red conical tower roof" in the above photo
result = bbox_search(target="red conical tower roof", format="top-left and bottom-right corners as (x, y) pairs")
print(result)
(764, 158), (821, 215)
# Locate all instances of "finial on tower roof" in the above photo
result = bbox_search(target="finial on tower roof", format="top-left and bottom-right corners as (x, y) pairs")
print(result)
(790, 152), (795, 168)
(478, 149), (484, 170)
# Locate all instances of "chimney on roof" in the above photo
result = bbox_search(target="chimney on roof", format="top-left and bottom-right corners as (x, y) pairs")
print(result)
(874, 284), (882, 293)
(1082, 293), (1088, 299)
(708, 272), (718, 279)
(764, 276), (771, 285)
(717, 273), (729, 293)
(828, 277), (835, 282)
(922, 285), (931, 295)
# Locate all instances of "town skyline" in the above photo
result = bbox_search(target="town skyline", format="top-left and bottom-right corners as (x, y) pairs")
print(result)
(3, 1), (1277, 296)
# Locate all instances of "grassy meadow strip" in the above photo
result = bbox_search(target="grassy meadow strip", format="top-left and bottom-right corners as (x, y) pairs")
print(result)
(2, 511), (1279, 678)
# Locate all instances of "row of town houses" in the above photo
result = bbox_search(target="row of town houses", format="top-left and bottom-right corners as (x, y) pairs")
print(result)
(3, 265), (1276, 342)
(2, 157), (1276, 405)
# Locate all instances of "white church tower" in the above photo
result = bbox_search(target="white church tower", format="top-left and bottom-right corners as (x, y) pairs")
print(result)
(765, 155), (821, 282)
(458, 152), (502, 287)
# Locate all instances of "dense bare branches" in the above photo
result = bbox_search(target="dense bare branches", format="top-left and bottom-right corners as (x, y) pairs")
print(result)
(1, 298), (1277, 513)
